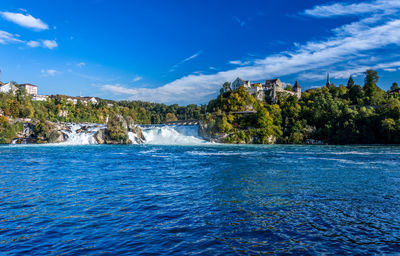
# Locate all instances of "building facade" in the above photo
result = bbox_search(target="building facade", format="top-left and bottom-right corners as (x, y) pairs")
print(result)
(0, 83), (18, 94)
(19, 84), (38, 96)
(229, 77), (301, 102)
(231, 78), (251, 91)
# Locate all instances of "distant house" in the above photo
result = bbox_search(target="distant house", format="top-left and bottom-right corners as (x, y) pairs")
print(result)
(82, 97), (99, 105)
(52, 95), (99, 105)
(231, 77), (251, 91)
(32, 95), (49, 101)
(19, 83), (38, 96)
(0, 82), (19, 94)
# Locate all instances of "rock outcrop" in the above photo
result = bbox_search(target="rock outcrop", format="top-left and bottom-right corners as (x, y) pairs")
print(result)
(94, 115), (145, 144)
(12, 120), (70, 144)
(198, 121), (229, 143)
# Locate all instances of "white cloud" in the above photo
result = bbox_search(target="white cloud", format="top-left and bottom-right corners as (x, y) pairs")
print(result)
(0, 11), (48, 30)
(27, 40), (40, 48)
(383, 68), (397, 72)
(42, 40), (58, 49)
(229, 60), (251, 66)
(77, 62), (86, 68)
(25, 39), (58, 49)
(131, 76), (142, 82)
(0, 30), (23, 44)
(41, 69), (57, 76)
(169, 51), (202, 72)
(304, 0), (400, 18)
(299, 61), (400, 81)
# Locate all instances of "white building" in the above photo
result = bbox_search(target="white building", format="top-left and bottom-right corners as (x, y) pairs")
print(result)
(231, 77), (251, 91)
(19, 84), (38, 96)
(32, 95), (49, 101)
(0, 82), (19, 94)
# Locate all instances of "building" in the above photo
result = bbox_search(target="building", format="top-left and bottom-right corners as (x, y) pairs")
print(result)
(32, 95), (49, 101)
(293, 81), (302, 98)
(231, 78), (251, 91)
(19, 84), (38, 96)
(229, 77), (301, 103)
(0, 82), (19, 94)
(83, 97), (99, 105)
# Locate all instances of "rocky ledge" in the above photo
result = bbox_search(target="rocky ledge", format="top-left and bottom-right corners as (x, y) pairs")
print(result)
(8, 116), (145, 145)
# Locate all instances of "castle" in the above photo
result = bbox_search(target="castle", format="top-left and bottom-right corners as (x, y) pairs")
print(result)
(228, 77), (301, 102)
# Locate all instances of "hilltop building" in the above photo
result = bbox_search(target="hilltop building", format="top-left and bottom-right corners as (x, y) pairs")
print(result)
(231, 78), (251, 90)
(0, 82), (39, 96)
(0, 82), (19, 94)
(227, 77), (301, 102)
(19, 84), (38, 96)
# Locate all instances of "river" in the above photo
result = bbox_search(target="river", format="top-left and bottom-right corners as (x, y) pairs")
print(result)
(0, 126), (399, 254)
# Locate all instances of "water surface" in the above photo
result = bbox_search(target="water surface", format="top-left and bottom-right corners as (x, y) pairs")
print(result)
(0, 145), (399, 255)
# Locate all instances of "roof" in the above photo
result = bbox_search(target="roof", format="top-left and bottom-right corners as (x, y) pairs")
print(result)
(293, 81), (301, 88)
(266, 78), (281, 84)
(234, 77), (249, 83)
(19, 83), (38, 87)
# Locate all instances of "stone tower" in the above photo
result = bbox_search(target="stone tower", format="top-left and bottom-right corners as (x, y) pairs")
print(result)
(293, 81), (301, 98)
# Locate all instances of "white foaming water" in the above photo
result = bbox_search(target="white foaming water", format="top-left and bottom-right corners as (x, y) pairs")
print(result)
(140, 125), (206, 145)
(61, 124), (206, 145)
(63, 123), (104, 145)
(128, 132), (139, 144)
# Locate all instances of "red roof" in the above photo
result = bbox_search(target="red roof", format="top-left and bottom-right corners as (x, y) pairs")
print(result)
(293, 81), (301, 88)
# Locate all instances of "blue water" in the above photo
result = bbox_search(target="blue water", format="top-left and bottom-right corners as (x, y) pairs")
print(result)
(0, 145), (400, 255)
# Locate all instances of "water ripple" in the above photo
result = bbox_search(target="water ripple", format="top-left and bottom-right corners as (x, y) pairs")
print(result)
(0, 145), (399, 254)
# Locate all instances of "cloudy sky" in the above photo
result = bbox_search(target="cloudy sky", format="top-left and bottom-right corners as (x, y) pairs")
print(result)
(1, 0), (400, 104)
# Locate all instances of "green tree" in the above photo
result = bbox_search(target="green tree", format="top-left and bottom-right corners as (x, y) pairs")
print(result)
(391, 82), (399, 91)
(347, 76), (355, 89)
(363, 70), (384, 105)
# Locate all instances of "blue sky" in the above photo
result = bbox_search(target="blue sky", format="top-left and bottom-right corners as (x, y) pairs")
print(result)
(1, 0), (400, 104)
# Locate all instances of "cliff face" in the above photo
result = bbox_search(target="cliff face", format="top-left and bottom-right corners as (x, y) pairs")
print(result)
(198, 120), (277, 144)
(11, 119), (69, 144)
(198, 121), (229, 143)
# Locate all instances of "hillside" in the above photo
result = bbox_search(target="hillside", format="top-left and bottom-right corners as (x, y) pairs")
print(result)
(200, 70), (400, 144)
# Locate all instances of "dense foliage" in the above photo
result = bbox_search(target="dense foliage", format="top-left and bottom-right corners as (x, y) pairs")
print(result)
(0, 115), (23, 144)
(203, 70), (400, 144)
(0, 91), (204, 125)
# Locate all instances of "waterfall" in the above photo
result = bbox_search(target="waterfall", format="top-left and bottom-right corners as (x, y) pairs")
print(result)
(63, 123), (104, 145)
(61, 124), (206, 145)
(128, 132), (141, 144)
(139, 125), (206, 145)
